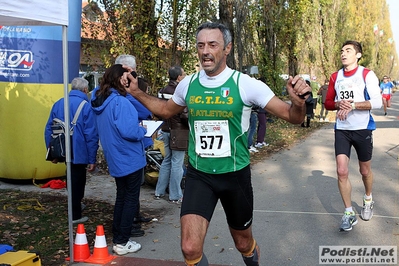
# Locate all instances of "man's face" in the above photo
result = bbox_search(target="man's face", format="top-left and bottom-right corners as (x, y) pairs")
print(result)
(383, 77), (388, 83)
(340, 44), (359, 67)
(196, 28), (231, 76)
(177, 70), (186, 82)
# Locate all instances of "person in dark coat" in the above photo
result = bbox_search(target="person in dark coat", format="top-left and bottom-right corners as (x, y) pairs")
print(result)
(155, 66), (188, 203)
(301, 79), (315, 128)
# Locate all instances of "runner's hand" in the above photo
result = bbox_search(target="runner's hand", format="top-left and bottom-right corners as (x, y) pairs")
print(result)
(123, 71), (139, 95)
(336, 100), (353, 121)
(287, 75), (312, 105)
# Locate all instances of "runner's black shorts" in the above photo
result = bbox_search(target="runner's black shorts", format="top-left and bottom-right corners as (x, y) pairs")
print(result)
(181, 163), (253, 230)
(334, 129), (373, 162)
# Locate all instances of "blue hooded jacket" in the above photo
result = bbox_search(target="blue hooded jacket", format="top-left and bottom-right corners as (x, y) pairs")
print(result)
(44, 90), (99, 164)
(126, 94), (153, 149)
(92, 86), (153, 149)
(91, 88), (146, 177)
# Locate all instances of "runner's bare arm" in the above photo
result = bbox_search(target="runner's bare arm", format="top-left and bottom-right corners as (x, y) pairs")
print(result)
(124, 72), (185, 119)
(265, 75), (309, 124)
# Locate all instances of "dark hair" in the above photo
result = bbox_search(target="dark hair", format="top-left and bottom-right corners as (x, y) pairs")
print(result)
(342, 40), (363, 54)
(96, 64), (128, 98)
(258, 77), (266, 83)
(196, 22), (232, 49)
(168, 66), (183, 81)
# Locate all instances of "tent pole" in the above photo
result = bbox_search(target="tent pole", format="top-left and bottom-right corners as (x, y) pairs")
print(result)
(62, 25), (74, 263)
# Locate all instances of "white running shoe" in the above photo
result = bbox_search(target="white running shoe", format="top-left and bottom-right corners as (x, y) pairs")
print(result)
(248, 146), (259, 153)
(113, 240), (142, 255)
(361, 200), (374, 221)
(254, 142), (264, 148)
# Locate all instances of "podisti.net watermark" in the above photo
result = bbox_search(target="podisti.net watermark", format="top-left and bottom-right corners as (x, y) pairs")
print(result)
(319, 246), (397, 264)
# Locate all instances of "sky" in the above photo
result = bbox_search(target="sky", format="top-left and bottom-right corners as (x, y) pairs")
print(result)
(386, 0), (399, 55)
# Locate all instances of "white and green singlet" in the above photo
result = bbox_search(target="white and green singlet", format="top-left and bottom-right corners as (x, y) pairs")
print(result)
(172, 67), (275, 174)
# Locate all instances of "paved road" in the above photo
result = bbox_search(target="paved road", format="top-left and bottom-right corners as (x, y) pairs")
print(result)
(81, 93), (399, 265)
(2, 93), (398, 265)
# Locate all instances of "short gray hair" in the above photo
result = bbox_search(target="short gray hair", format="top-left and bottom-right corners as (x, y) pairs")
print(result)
(71, 77), (89, 92)
(196, 22), (232, 49)
(115, 54), (137, 69)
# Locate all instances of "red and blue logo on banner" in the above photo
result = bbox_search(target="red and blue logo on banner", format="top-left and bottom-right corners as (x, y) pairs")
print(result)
(0, 1), (82, 84)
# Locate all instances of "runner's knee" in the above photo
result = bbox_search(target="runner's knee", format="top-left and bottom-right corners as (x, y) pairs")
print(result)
(182, 241), (203, 262)
(337, 167), (349, 178)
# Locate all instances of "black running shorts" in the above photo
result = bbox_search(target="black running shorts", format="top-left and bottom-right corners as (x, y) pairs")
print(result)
(181, 164), (253, 230)
(334, 129), (373, 162)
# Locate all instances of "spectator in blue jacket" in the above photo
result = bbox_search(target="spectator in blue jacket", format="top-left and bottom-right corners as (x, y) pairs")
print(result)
(91, 64), (146, 256)
(44, 77), (99, 224)
(115, 54), (153, 236)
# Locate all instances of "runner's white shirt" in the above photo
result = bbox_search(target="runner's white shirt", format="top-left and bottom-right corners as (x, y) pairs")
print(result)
(172, 67), (275, 110)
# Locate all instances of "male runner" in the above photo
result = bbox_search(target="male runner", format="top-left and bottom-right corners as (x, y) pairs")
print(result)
(325, 40), (382, 232)
(124, 22), (311, 265)
(380, 75), (394, 115)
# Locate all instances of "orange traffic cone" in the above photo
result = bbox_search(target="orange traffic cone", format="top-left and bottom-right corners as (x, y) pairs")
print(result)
(66, 223), (91, 262)
(84, 225), (115, 264)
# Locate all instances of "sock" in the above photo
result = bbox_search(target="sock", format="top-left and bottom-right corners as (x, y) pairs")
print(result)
(185, 254), (208, 266)
(242, 239), (260, 266)
(364, 193), (372, 201)
(345, 207), (353, 213)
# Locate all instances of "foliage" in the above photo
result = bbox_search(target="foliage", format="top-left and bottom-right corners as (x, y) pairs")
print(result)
(318, 0), (343, 79)
(335, 0), (395, 78)
(248, 1), (287, 94)
(84, 0), (399, 86)
(84, 0), (165, 93)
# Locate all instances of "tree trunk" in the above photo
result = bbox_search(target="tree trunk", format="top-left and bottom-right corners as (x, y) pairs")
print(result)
(219, 0), (235, 69)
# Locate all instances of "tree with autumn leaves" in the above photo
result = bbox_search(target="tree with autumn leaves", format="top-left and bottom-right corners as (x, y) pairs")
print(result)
(82, 0), (398, 95)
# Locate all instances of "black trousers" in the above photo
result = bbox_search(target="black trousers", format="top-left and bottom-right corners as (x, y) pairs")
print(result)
(70, 164), (87, 220)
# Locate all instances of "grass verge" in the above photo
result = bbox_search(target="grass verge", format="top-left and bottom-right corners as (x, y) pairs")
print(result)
(0, 190), (114, 265)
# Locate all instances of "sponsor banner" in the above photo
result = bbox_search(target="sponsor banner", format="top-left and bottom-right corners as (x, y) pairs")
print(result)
(0, 0), (81, 180)
(319, 246), (397, 265)
(0, 39), (80, 83)
(0, 0), (81, 84)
